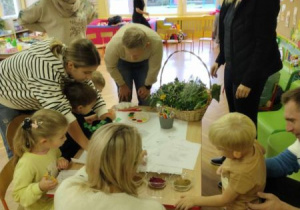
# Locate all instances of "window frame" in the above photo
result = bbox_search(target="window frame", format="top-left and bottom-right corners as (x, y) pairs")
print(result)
(0, 0), (22, 19)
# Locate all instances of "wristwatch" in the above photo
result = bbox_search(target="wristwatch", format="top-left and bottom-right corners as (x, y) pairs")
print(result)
(144, 85), (152, 90)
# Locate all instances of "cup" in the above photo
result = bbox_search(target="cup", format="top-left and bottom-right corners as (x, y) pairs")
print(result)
(159, 117), (174, 129)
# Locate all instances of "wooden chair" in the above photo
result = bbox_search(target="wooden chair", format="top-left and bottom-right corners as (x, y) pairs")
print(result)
(0, 158), (16, 210)
(99, 31), (113, 56)
(198, 15), (215, 53)
(0, 114), (29, 210)
(180, 29), (195, 52)
(157, 28), (179, 55)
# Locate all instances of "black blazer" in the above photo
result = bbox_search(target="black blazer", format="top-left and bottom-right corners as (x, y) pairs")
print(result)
(216, 0), (282, 88)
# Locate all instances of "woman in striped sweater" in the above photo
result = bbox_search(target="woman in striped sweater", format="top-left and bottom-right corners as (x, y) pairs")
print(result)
(0, 38), (109, 158)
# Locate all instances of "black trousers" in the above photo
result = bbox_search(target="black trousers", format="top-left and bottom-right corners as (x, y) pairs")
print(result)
(265, 177), (300, 207)
(224, 65), (267, 127)
(132, 15), (151, 28)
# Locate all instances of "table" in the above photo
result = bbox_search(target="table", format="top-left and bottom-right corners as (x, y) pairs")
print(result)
(68, 115), (202, 209)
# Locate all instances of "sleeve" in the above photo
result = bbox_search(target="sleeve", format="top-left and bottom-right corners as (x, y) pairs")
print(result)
(85, 80), (108, 117)
(145, 39), (163, 86)
(266, 149), (300, 178)
(228, 172), (255, 194)
(27, 76), (76, 124)
(215, 2), (227, 66)
(12, 160), (44, 207)
(241, 0), (280, 87)
(83, 0), (98, 24)
(17, 0), (46, 32)
(104, 39), (126, 86)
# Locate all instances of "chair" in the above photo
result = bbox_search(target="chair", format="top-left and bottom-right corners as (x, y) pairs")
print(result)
(98, 31), (113, 56)
(198, 15), (215, 53)
(0, 158), (16, 210)
(258, 83), (279, 111)
(180, 29), (195, 52)
(157, 28), (179, 55)
(6, 114), (30, 152)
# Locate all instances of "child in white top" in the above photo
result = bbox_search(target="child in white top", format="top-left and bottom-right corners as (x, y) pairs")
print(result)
(12, 109), (69, 210)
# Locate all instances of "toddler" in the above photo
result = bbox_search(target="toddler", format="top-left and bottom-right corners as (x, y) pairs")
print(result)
(91, 71), (105, 92)
(176, 112), (266, 210)
(12, 109), (69, 210)
(61, 81), (114, 160)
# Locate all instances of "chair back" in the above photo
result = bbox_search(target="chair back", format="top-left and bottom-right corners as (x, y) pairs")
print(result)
(100, 32), (113, 45)
(0, 158), (16, 210)
(86, 33), (97, 41)
(200, 15), (214, 38)
(6, 115), (30, 153)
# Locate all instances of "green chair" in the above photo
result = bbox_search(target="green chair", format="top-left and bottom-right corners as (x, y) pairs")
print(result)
(258, 80), (300, 149)
(267, 131), (300, 181)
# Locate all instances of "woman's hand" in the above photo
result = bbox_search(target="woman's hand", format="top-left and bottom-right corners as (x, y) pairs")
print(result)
(84, 114), (98, 124)
(57, 157), (69, 170)
(236, 84), (251, 99)
(119, 84), (131, 101)
(138, 86), (150, 100)
(210, 63), (219, 78)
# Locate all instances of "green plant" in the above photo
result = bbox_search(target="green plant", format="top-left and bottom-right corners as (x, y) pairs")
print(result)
(150, 78), (210, 111)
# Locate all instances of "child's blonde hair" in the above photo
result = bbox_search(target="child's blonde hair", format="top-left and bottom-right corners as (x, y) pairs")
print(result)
(91, 71), (105, 88)
(122, 27), (148, 49)
(13, 109), (68, 162)
(86, 123), (142, 195)
(208, 112), (256, 151)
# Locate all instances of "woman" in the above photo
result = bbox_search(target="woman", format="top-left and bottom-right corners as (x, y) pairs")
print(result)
(18, 0), (97, 46)
(0, 38), (108, 158)
(209, 0), (282, 166)
(54, 123), (165, 210)
(132, 0), (151, 28)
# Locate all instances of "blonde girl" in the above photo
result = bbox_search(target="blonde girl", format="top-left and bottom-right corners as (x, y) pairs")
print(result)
(12, 109), (69, 210)
(55, 123), (165, 210)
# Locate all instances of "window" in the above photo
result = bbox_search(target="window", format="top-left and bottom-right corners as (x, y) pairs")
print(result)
(146, 0), (178, 15)
(186, 0), (216, 13)
(0, 0), (20, 18)
(109, 0), (132, 15)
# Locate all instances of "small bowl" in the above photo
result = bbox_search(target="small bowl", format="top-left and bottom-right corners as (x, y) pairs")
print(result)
(172, 175), (193, 192)
(148, 176), (166, 189)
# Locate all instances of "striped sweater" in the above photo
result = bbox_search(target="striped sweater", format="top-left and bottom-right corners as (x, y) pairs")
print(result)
(0, 40), (107, 123)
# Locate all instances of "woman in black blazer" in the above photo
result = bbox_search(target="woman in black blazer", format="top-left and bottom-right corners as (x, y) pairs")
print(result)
(210, 0), (282, 166)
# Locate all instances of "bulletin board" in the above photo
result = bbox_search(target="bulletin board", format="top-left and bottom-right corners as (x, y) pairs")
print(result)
(276, 0), (300, 46)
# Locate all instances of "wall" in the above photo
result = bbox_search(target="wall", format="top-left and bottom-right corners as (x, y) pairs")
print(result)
(276, 0), (300, 46)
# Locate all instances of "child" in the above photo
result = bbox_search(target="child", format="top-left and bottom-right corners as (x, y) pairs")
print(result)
(54, 123), (164, 210)
(60, 81), (114, 160)
(12, 109), (69, 210)
(176, 113), (266, 210)
(91, 71), (106, 92)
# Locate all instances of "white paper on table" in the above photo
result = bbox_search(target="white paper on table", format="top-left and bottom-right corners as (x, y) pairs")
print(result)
(47, 170), (77, 195)
(157, 139), (201, 170)
(71, 151), (87, 164)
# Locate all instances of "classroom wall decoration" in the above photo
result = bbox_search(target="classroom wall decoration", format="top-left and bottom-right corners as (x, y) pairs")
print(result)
(277, 0), (300, 47)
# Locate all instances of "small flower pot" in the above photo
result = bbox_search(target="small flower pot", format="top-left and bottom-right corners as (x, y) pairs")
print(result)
(159, 117), (174, 129)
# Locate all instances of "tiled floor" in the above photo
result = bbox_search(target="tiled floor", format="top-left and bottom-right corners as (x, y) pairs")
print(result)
(0, 42), (225, 210)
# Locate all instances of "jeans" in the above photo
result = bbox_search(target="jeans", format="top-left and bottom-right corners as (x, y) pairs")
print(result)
(0, 104), (34, 158)
(117, 59), (150, 106)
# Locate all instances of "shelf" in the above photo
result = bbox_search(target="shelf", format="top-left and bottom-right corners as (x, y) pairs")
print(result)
(0, 29), (30, 38)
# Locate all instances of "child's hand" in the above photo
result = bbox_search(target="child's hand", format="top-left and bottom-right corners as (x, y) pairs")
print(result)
(57, 157), (69, 170)
(100, 109), (116, 120)
(85, 114), (98, 124)
(175, 195), (197, 210)
(216, 166), (223, 175)
(39, 176), (57, 192)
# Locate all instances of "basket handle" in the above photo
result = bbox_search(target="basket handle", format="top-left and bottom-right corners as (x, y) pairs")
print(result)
(159, 50), (212, 88)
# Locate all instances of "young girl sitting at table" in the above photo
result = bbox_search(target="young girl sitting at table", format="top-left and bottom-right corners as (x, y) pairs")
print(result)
(54, 123), (165, 210)
(12, 109), (69, 210)
(176, 113), (266, 210)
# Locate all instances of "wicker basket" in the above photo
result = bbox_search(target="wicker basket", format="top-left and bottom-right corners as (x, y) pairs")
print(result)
(159, 50), (212, 122)
(166, 95), (211, 122)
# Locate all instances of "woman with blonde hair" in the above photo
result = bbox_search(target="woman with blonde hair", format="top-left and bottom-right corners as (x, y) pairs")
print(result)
(54, 123), (165, 210)
(0, 38), (108, 159)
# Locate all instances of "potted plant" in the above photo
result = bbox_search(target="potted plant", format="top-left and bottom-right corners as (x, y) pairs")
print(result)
(150, 77), (220, 121)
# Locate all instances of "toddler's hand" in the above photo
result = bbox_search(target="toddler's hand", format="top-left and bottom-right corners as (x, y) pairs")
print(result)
(57, 157), (69, 170)
(39, 176), (57, 192)
(84, 114), (98, 124)
(175, 195), (197, 210)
